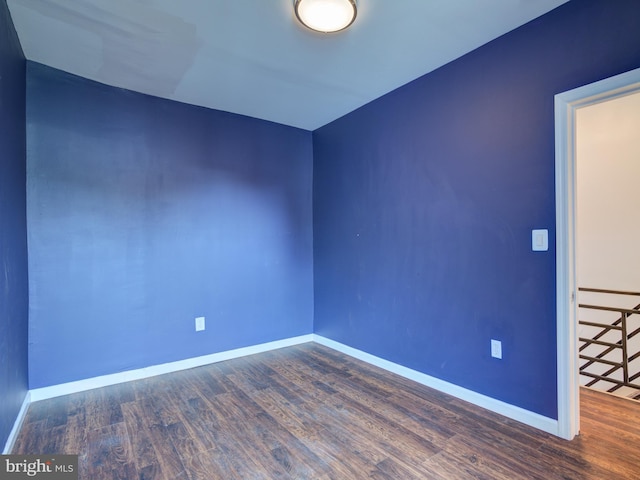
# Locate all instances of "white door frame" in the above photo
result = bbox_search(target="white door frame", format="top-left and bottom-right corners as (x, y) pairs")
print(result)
(555, 67), (640, 440)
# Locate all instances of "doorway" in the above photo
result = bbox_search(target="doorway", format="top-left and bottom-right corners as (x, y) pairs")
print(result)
(576, 92), (640, 399)
(555, 67), (640, 440)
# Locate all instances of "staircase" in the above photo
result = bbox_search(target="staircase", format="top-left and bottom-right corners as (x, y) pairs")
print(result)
(578, 287), (640, 400)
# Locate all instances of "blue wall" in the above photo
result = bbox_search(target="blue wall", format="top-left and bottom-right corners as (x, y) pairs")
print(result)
(0, 0), (28, 449)
(27, 63), (314, 389)
(313, 0), (640, 419)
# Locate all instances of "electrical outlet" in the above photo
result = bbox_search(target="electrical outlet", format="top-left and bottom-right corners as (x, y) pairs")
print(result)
(491, 339), (502, 359)
(195, 316), (205, 332)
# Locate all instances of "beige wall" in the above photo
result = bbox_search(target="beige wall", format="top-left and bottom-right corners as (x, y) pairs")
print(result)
(577, 90), (640, 296)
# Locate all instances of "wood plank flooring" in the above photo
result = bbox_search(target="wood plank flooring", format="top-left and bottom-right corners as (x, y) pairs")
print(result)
(12, 343), (640, 479)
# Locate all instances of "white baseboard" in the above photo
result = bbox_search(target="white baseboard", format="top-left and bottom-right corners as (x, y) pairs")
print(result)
(313, 335), (560, 437)
(30, 334), (314, 402)
(25, 332), (559, 438)
(3, 391), (31, 454)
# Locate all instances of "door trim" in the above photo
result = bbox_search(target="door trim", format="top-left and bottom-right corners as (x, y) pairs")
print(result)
(555, 67), (640, 440)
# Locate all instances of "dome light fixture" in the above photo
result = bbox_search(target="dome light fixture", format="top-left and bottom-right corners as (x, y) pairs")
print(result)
(294, 0), (357, 33)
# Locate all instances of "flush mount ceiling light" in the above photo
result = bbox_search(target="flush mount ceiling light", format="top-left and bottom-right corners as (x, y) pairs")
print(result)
(294, 0), (357, 33)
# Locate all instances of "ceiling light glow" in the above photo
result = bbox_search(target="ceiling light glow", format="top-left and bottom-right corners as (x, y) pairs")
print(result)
(294, 0), (357, 33)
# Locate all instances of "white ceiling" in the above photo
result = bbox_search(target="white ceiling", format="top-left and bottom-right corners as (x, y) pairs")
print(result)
(8, 0), (569, 130)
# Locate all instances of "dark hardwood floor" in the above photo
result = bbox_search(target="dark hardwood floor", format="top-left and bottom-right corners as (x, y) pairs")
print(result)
(12, 343), (640, 479)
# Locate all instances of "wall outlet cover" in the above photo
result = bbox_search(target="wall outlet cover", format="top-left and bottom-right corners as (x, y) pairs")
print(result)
(491, 339), (502, 359)
(195, 316), (205, 332)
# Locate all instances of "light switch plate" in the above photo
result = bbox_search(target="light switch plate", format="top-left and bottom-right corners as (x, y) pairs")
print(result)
(532, 229), (548, 251)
